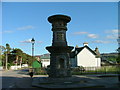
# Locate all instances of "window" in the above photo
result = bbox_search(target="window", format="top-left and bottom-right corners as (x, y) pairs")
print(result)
(43, 59), (50, 62)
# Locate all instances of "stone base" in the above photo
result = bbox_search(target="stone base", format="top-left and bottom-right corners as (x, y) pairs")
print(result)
(32, 76), (105, 89)
(46, 46), (74, 78)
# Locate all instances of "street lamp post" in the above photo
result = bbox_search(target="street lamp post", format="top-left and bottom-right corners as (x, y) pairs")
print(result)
(5, 44), (8, 70)
(31, 38), (35, 66)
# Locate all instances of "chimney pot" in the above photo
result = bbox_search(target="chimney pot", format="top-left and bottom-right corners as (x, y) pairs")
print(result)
(83, 42), (88, 46)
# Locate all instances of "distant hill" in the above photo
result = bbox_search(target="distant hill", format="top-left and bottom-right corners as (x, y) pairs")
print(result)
(101, 52), (118, 56)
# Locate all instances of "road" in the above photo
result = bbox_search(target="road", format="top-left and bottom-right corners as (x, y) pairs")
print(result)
(1, 69), (33, 89)
(1, 69), (120, 89)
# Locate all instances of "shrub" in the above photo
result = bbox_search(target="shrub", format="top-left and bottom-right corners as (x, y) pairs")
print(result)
(72, 66), (85, 71)
(34, 67), (47, 75)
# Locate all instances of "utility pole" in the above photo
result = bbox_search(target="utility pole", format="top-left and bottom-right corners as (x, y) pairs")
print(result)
(20, 56), (22, 68)
(15, 55), (18, 70)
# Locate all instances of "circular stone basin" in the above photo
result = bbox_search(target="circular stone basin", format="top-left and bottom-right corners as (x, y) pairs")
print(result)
(97, 75), (118, 77)
(39, 80), (87, 85)
(64, 82), (72, 84)
(32, 77), (105, 89)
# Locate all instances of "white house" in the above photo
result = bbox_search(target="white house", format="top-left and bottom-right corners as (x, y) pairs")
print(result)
(70, 42), (101, 68)
(35, 54), (50, 68)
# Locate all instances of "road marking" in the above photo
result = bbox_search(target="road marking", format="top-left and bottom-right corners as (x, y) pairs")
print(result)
(9, 83), (16, 88)
(9, 85), (15, 88)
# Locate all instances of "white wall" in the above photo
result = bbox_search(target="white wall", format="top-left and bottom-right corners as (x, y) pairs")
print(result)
(22, 64), (28, 67)
(10, 64), (28, 70)
(95, 58), (101, 67)
(0, 66), (3, 70)
(41, 59), (50, 67)
(10, 65), (21, 70)
(77, 47), (101, 67)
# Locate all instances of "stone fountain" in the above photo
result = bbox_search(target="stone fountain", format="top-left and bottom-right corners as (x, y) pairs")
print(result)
(46, 14), (74, 78)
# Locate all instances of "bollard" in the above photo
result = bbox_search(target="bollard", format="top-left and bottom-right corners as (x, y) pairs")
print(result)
(29, 68), (34, 78)
(118, 74), (120, 82)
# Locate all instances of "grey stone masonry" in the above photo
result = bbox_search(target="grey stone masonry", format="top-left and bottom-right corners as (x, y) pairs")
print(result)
(46, 14), (74, 78)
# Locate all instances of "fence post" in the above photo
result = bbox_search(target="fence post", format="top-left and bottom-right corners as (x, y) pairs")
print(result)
(118, 65), (120, 82)
(104, 66), (106, 74)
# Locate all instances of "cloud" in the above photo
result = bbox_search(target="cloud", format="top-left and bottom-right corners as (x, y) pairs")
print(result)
(20, 39), (43, 44)
(117, 38), (120, 43)
(37, 41), (43, 43)
(105, 29), (118, 39)
(112, 29), (118, 33)
(105, 29), (118, 34)
(17, 25), (35, 30)
(20, 39), (32, 43)
(3, 30), (13, 33)
(72, 31), (98, 39)
(87, 34), (98, 38)
(106, 35), (118, 39)
(73, 31), (88, 35)
(90, 40), (113, 44)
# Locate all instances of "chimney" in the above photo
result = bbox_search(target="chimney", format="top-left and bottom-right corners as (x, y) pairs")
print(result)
(83, 42), (88, 46)
(75, 45), (79, 48)
(95, 47), (100, 57)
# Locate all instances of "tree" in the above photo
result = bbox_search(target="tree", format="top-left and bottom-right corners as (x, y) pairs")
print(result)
(0, 45), (6, 54)
(0, 54), (2, 66)
(6, 43), (11, 54)
(1, 44), (35, 68)
(0, 45), (6, 66)
(117, 47), (120, 64)
(5, 43), (11, 69)
(11, 48), (34, 66)
(116, 53), (120, 64)
(11, 48), (23, 65)
(11, 48), (23, 57)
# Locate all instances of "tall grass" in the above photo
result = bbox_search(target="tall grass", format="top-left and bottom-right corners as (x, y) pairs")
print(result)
(32, 66), (120, 75)
(71, 66), (120, 75)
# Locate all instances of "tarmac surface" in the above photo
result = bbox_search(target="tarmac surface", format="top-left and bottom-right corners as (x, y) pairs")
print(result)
(32, 74), (120, 89)
(1, 69), (120, 90)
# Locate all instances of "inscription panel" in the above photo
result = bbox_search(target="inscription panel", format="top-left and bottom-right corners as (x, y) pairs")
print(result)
(56, 32), (64, 41)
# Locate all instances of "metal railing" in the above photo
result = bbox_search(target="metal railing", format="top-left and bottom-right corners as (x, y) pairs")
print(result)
(71, 66), (120, 75)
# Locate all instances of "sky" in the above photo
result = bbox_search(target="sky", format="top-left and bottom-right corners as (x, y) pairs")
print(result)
(1, 2), (119, 56)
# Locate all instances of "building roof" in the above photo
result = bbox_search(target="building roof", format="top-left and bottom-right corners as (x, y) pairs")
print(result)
(70, 46), (98, 58)
(35, 53), (50, 59)
(40, 53), (50, 59)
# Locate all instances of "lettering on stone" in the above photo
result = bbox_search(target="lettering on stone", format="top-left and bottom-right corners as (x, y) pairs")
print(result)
(57, 32), (64, 41)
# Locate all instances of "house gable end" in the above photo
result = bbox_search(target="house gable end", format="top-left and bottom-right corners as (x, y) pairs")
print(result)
(77, 47), (96, 57)
(84, 46), (97, 56)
